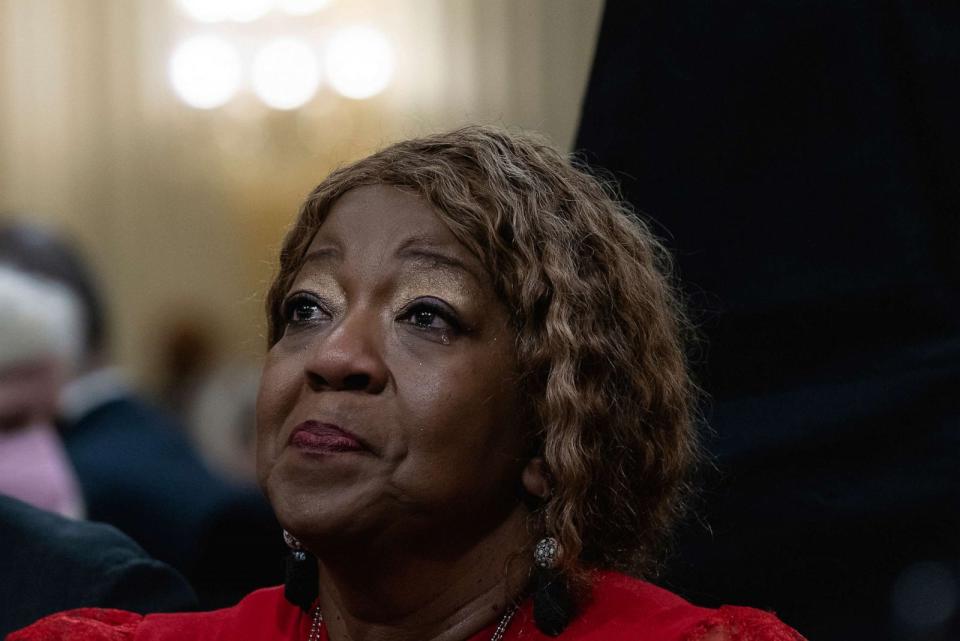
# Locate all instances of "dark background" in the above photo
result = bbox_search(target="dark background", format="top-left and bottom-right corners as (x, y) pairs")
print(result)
(575, 2), (960, 639)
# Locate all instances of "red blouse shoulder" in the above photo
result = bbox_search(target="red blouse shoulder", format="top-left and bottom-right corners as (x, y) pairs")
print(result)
(527, 571), (805, 641)
(686, 606), (806, 641)
(6, 608), (142, 641)
(7, 587), (309, 641)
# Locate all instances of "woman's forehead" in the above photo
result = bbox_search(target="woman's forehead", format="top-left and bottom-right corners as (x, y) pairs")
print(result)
(310, 186), (482, 271)
(289, 185), (487, 289)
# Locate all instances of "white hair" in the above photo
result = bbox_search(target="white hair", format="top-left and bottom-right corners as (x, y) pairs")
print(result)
(0, 265), (85, 371)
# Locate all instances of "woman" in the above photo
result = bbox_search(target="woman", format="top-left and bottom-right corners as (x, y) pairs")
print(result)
(10, 126), (804, 641)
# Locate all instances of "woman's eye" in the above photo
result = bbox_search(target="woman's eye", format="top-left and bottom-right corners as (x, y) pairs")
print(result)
(283, 295), (326, 325)
(398, 299), (462, 339)
(408, 309), (449, 330)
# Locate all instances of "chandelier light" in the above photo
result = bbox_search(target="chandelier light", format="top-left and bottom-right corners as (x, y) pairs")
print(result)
(324, 26), (395, 100)
(168, 35), (242, 109)
(252, 39), (323, 110)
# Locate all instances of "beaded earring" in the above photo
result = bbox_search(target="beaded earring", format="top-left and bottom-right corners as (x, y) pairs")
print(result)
(283, 530), (319, 611)
(532, 536), (575, 636)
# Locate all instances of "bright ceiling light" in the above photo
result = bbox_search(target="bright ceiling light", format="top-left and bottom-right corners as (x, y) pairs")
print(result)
(168, 35), (242, 109)
(176, 0), (232, 23)
(251, 39), (322, 110)
(277, 0), (332, 16)
(227, 0), (275, 22)
(177, 0), (275, 23)
(324, 26), (395, 100)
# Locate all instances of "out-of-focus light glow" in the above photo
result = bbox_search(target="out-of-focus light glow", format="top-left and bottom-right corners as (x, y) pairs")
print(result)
(227, 0), (274, 22)
(325, 26), (395, 100)
(169, 35), (242, 109)
(176, 0), (231, 23)
(177, 0), (275, 23)
(277, 0), (332, 16)
(252, 39), (321, 110)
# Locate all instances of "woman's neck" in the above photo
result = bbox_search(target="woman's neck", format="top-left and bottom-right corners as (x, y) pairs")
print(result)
(312, 505), (531, 641)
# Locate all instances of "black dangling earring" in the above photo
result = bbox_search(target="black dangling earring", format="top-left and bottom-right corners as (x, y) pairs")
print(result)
(283, 530), (319, 611)
(532, 536), (575, 636)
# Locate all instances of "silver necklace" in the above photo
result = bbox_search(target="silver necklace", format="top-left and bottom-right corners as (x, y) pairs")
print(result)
(308, 604), (518, 641)
(307, 606), (323, 641)
(488, 605), (519, 641)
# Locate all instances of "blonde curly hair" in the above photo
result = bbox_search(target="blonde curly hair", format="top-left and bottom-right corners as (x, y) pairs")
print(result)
(266, 125), (699, 587)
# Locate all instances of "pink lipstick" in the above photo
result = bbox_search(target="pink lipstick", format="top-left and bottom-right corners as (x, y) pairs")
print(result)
(289, 421), (365, 454)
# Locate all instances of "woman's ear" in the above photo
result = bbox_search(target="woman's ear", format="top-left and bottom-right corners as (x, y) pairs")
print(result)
(521, 457), (551, 499)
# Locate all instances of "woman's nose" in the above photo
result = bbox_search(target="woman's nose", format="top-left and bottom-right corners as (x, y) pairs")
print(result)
(303, 310), (388, 394)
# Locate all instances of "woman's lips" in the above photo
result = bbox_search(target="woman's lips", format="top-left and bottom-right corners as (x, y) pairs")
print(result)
(289, 421), (366, 454)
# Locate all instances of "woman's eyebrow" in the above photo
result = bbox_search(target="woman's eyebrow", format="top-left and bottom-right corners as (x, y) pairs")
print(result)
(394, 240), (483, 286)
(301, 246), (341, 266)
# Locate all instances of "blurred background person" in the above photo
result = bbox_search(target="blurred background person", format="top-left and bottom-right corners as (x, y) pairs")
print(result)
(0, 264), (196, 635)
(186, 362), (261, 484)
(0, 218), (284, 608)
(0, 265), (85, 518)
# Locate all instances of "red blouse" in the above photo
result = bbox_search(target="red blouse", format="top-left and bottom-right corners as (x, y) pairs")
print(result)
(8, 571), (804, 641)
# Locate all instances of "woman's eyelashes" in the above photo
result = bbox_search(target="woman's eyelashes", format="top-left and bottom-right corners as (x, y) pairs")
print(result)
(396, 297), (465, 341)
(282, 292), (331, 328)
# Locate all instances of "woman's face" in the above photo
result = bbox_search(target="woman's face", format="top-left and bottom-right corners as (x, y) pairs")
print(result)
(257, 184), (532, 552)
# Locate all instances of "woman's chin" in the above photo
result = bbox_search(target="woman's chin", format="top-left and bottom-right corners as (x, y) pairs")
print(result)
(272, 498), (366, 550)
(264, 471), (385, 547)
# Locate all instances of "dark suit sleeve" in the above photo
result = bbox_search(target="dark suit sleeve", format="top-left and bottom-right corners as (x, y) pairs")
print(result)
(86, 551), (198, 615)
(0, 495), (197, 637)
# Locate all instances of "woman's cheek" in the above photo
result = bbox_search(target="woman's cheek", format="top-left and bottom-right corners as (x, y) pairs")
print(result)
(256, 355), (299, 462)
